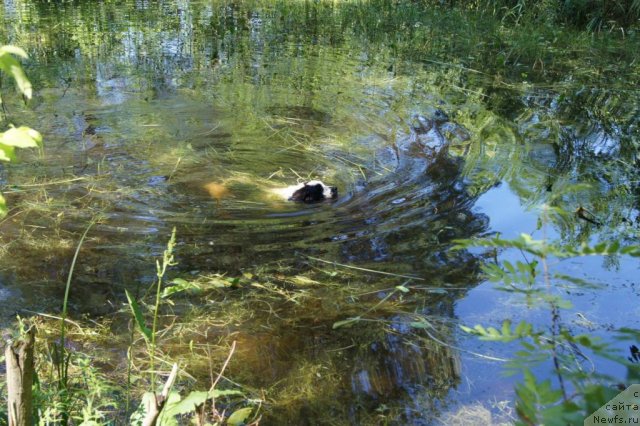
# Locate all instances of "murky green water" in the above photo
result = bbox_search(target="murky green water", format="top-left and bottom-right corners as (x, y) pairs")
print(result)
(1, 0), (639, 423)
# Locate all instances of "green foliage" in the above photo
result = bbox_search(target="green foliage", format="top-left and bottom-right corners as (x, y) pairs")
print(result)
(124, 230), (255, 424)
(160, 278), (201, 299)
(455, 232), (640, 259)
(164, 389), (244, 417)
(456, 205), (640, 424)
(514, 370), (577, 426)
(0, 125), (42, 161)
(125, 289), (152, 342)
(0, 45), (32, 100)
(513, 371), (625, 426)
(460, 320), (536, 342)
(32, 350), (118, 426)
(226, 407), (254, 426)
(125, 228), (178, 391)
(130, 389), (250, 425)
(0, 45), (42, 217)
(129, 393), (164, 425)
(131, 390), (249, 425)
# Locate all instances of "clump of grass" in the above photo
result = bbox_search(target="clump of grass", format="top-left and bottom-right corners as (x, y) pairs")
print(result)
(14, 315), (121, 424)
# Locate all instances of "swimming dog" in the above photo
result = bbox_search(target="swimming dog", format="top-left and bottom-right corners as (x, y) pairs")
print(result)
(200, 177), (338, 204)
(270, 180), (338, 203)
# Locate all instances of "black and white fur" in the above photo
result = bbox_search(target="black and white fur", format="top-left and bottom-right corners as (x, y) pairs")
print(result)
(272, 180), (338, 203)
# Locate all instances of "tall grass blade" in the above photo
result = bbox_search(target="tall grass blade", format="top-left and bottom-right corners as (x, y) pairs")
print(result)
(125, 289), (152, 342)
(59, 220), (95, 377)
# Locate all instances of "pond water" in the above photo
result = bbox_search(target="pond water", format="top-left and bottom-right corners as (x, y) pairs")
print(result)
(1, 0), (639, 423)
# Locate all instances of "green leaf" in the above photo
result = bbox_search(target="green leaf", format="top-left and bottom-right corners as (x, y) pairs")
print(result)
(0, 193), (6, 218)
(501, 319), (512, 336)
(130, 393), (156, 425)
(486, 327), (501, 338)
(608, 240), (620, 253)
(459, 325), (473, 333)
(157, 392), (182, 426)
(0, 143), (16, 162)
(205, 275), (236, 288)
(575, 334), (592, 346)
(332, 317), (361, 329)
(521, 341), (535, 351)
(621, 246), (640, 256)
(514, 321), (533, 337)
(161, 278), (201, 298)
(552, 273), (598, 288)
(504, 261), (516, 276)
(210, 389), (244, 398)
(481, 263), (509, 283)
(522, 369), (537, 392)
(125, 289), (152, 342)
(226, 407), (253, 426)
(0, 126), (43, 148)
(289, 275), (320, 286)
(594, 242), (607, 254)
(409, 319), (432, 329)
(158, 416), (178, 426)
(0, 47), (32, 99)
(514, 350), (532, 358)
(0, 45), (28, 59)
(164, 391), (208, 416)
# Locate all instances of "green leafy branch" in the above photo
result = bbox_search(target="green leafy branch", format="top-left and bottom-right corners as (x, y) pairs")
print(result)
(460, 319), (536, 343)
(454, 233), (640, 259)
(0, 45), (43, 217)
(454, 212), (640, 425)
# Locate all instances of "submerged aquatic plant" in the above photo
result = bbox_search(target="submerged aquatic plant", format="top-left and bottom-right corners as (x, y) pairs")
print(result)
(0, 228), (257, 424)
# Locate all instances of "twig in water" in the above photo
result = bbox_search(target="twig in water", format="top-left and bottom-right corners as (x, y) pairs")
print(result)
(289, 168), (303, 180)
(12, 177), (90, 187)
(209, 341), (237, 421)
(167, 157), (182, 182)
(210, 340), (236, 391)
(20, 310), (85, 334)
(304, 255), (425, 281)
(334, 155), (372, 179)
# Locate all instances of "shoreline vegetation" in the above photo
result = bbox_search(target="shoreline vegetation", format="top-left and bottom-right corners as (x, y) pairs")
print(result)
(0, 0), (639, 424)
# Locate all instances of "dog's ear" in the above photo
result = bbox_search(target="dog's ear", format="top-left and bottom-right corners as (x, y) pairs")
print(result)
(289, 185), (308, 202)
(290, 183), (325, 202)
(306, 183), (325, 202)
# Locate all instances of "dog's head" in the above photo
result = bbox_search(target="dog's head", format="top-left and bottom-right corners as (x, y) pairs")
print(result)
(289, 180), (338, 203)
